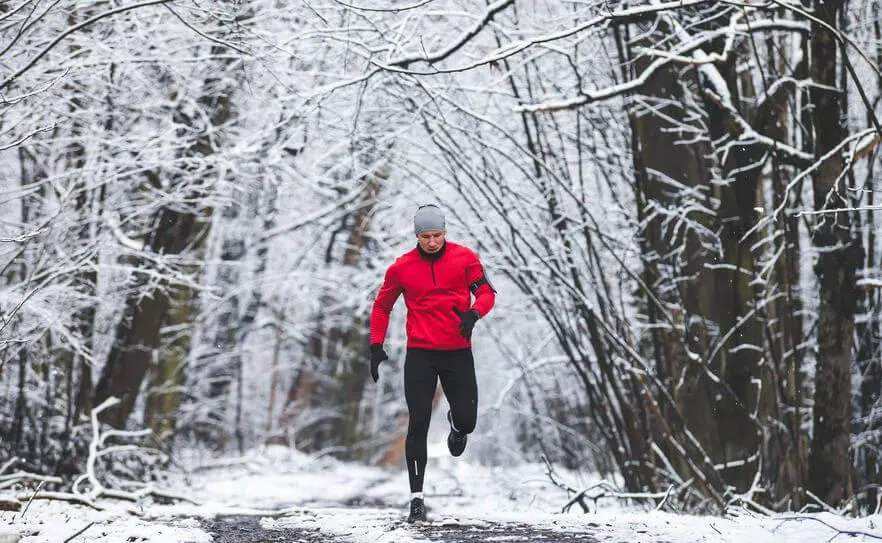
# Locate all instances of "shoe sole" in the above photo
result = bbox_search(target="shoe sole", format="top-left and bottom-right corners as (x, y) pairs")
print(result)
(447, 411), (467, 456)
(447, 433), (467, 457)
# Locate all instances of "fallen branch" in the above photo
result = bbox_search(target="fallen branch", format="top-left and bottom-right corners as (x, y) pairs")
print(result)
(10, 491), (114, 513)
(542, 454), (672, 513)
(542, 454), (590, 513)
(773, 515), (882, 540)
(65, 397), (200, 510)
(0, 472), (63, 489)
(0, 401), (201, 521)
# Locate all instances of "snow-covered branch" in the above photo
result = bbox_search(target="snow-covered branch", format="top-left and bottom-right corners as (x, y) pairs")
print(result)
(542, 455), (675, 513)
(374, 0), (719, 75)
(0, 0), (173, 92)
(61, 397), (199, 509)
(376, 0), (515, 71)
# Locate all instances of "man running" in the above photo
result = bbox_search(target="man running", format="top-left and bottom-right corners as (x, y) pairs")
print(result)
(369, 204), (496, 523)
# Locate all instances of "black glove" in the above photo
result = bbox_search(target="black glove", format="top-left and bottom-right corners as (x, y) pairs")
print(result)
(369, 344), (389, 382)
(453, 307), (480, 340)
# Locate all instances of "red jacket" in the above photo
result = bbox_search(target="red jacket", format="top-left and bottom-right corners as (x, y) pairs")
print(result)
(370, 242), (496, 350)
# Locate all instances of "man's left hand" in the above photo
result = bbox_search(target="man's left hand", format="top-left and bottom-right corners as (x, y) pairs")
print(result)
(453, 307), (480, 340)
(369, 344), (389, 382)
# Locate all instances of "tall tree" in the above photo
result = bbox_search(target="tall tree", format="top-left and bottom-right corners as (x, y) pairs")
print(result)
(806, 0), (857, 506)
(93, 33), (237, 428)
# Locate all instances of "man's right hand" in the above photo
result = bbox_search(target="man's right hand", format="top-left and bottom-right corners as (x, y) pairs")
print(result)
(370, 344), (389, 382)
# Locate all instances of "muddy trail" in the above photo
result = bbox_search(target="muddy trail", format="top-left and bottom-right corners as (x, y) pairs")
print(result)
(199, 509), (604, 542)
(200, 515), (334, 542)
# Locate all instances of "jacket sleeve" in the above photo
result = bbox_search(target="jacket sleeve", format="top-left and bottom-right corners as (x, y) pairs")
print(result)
(465, 252), (496, 318)
(370, 263), (403, 345)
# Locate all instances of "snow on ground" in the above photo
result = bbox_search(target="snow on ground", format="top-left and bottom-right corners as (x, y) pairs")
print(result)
(0, 500), (211, 543)
(4, 443), (882, 542)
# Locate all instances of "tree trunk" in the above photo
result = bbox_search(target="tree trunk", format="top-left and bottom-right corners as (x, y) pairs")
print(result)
(754, 27), (809, 502)
(629, 47), (752, 497)
(284, 167), (384, 459)
(853, 2), (882, 512)
(143, 284), (194, 440)
(93, 208), (201, 428)
(806, 0), (856, 507)
(93, 35), (235, 430)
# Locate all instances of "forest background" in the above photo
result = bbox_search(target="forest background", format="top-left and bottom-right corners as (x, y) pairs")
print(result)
(2, 0), (882, 518)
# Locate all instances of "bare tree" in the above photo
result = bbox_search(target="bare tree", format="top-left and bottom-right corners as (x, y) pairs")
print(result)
(328, 0), (882, 511)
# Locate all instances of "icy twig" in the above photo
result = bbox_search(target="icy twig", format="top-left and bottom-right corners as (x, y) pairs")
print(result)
(0, 472), (63, 489)
(564, 482), (674, 514)
(804, 489), (840, 515)
(724, 456), (774, 516)
(655, 485), (674, 511)
(727, 496), (776, 516)
(0, 458), (16, 476)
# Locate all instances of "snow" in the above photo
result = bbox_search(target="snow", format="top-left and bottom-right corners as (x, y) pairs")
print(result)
(4, 444), (882, 542)
(0, 501), (211, 543)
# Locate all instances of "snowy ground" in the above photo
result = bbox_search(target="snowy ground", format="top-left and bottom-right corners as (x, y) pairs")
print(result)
(4, 442), (882, 542)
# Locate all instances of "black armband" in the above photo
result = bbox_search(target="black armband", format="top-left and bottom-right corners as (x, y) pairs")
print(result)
(469, 267), (497, 293)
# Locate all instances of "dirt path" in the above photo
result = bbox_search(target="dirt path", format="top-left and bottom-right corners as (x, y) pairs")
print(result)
(200, 515), (338, 543)
(406, 519), (600, 542)
(199, 510), (602, 543)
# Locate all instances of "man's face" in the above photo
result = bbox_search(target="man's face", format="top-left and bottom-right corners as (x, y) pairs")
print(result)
(417, 230), (446, 253)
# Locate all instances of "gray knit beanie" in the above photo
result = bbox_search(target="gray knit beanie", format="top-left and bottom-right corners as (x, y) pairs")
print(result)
(413, 205), (446, 235)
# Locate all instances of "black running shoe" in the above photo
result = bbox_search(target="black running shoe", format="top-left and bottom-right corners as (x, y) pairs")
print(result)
(407, 497), (427, 523)
(447, 411), (467, 457)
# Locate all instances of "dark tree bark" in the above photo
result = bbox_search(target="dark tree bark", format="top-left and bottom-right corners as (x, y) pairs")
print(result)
(93, 208), (202, 428)
(854, 3), (882, 512)
(283, 169), (383, 459)
(628, 41), (759, 495)
(806, 0), (856, 507)
(93, 33), (235, 430)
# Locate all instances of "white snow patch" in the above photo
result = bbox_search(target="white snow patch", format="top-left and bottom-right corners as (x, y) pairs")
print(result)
(3, 500), (211, 543)
(3, 445), (882, 542)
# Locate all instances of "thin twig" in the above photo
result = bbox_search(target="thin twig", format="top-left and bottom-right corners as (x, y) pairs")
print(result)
(63, 521), (95, 543)
(805, 489), (839, 514)
(17, 480), (44, 519)
(655, 485), (674, 511)
(0, 458), (17, 476)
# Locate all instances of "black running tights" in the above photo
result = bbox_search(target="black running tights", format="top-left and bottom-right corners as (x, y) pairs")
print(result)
(404, 347), (477, 493)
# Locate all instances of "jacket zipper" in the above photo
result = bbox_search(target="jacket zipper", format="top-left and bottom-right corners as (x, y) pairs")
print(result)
(430, 261), (436, 285)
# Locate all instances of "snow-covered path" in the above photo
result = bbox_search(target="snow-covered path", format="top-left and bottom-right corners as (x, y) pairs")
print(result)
(7, 445), (882, 542)
(202, 509), (600, 542)
(195, 504), (880, 543)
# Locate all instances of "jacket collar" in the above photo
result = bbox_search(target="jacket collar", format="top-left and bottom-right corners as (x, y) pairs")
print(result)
(417, 241), (446, 262)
